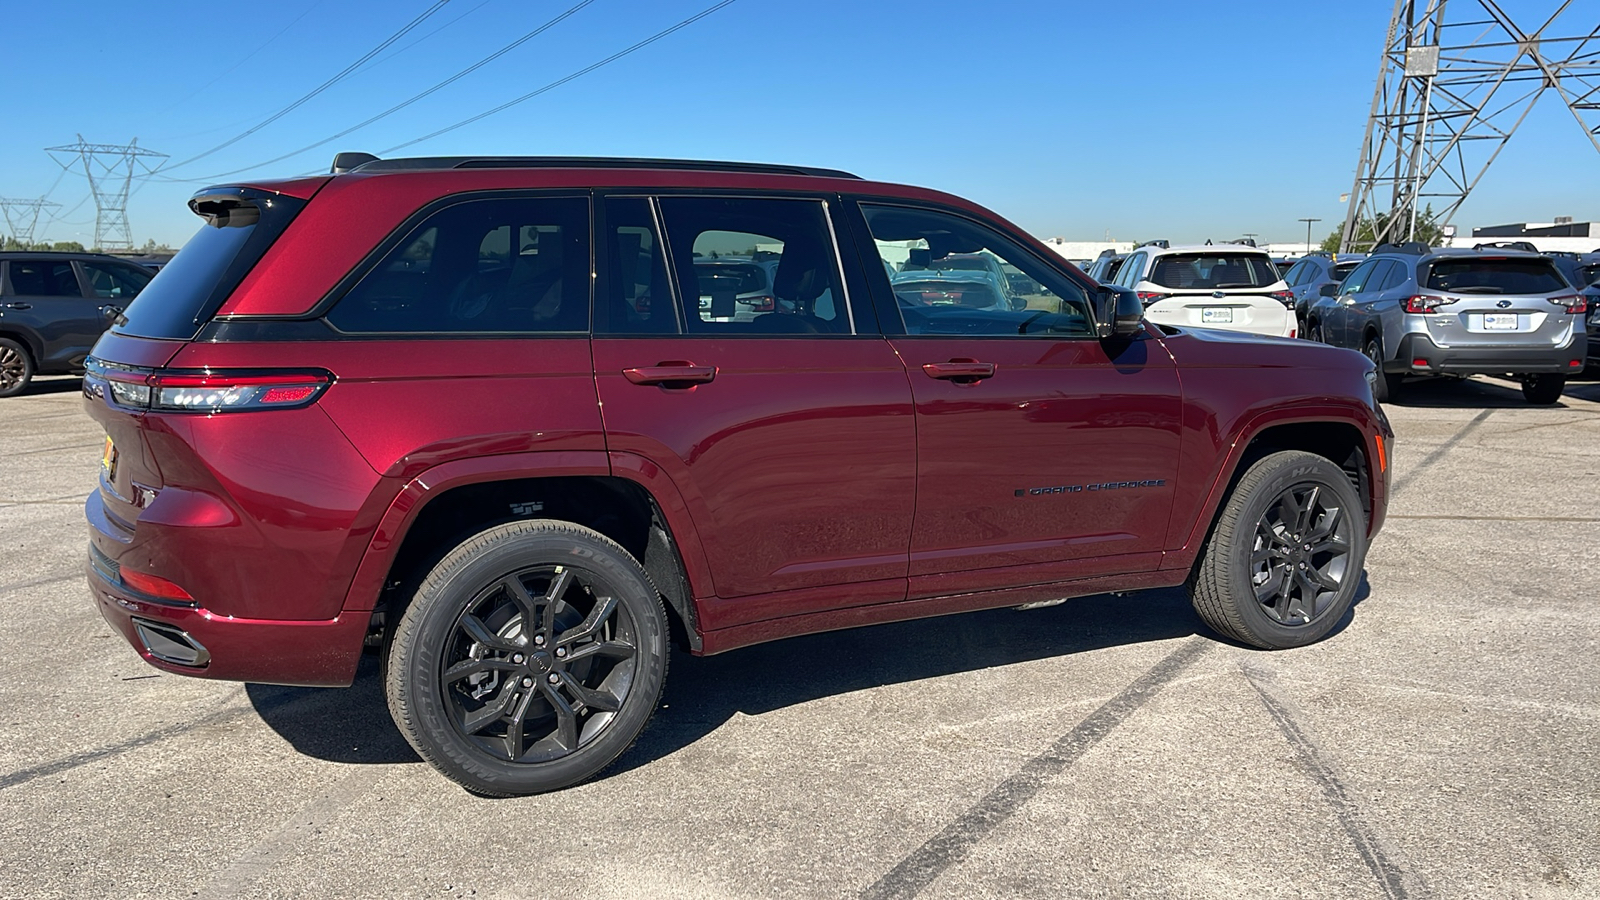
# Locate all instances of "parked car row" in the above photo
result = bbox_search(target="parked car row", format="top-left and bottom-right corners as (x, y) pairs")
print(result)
(0, 252), (155, 397)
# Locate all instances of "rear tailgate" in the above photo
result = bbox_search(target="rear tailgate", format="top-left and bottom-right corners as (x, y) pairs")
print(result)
(1145, 291), (1294, 336)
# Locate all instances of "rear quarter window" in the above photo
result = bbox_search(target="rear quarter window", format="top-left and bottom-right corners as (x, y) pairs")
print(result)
(114, 192), (307, 340)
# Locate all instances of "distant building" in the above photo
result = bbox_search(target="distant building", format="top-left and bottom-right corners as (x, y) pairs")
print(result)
(1037, 237), (1134, 265)
(1464, 218), (1598, 253)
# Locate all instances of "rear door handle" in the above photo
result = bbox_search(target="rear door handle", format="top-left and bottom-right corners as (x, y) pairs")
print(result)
(3, 302), (32, 310)
(922, 360), (996, 382)
(622, 363), (717, 387)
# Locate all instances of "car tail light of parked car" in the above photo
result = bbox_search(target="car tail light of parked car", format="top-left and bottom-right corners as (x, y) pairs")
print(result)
(1136, 291), (1169, 306)
(87, 361), (334, 413)
(745, 294), (776, 312)
(1270, 290), (1295, 307)
(1549, 294), (1588, 314)
(1404, 294), (1454, 313)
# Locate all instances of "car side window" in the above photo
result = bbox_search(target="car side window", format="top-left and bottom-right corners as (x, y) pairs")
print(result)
(1284, 261), (1308, 285)
(328, 196), (591, 334)
(81, 262), (153, 300)
(1339, 260), (1377, 295)
(1361, 260), (1396, 294)
(656, 196), (850, 335)
(860, 203), (1093, 337)
(7, 260), (80, 297)
(1377, 260), (1411, 292)
(601, 197), (678, 334)
(1115, 253), (1145, 288)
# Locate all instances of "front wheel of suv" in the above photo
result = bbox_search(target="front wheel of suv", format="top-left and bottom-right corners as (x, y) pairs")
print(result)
(385, 520), (669, 796)
(1188, 450), (1368, 650)
(1519, 373), (1566, 405)
(0, 338), (35, 398)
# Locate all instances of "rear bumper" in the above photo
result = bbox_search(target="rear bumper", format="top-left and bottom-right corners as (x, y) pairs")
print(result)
(86, 491), (368, 687)
(1392, 332), (1586, 376)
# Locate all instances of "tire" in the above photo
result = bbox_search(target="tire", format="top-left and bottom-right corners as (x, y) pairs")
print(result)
(1519, 373), (1565, 405)
(1188, 450), (1368, 650)
(1363, 336), (1400, 403)
(1306, 319), (1323, 343)
(385, 520), (669, 796)
(0, 337), (34, 398)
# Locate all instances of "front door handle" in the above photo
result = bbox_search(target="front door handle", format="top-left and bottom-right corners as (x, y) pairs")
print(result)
(922, 360), (996, 382)
(4, 302), (32, 310)
(622, 363), (717, 387)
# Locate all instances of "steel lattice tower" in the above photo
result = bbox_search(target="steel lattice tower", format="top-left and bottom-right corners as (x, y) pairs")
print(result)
(0, 198), (61, 246)
(1340, 0), (1600, 252)
(44, 136), (168, 251)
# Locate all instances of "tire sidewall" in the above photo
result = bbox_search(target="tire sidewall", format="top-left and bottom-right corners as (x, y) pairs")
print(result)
(0, 338), (34, 398)
(390, 525), (667, 795)
(1223, 454), (1368, 648)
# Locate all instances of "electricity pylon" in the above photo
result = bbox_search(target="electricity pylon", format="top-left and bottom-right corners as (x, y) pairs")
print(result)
(44, 136), (168, 251)
(1340, 0), (1600, 252)
(0, 198), (61, 246)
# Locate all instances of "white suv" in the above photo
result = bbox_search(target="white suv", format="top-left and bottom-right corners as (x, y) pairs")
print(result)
(1110, 243), (1296, 337)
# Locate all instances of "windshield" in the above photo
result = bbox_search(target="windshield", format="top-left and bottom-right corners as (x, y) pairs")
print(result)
(1148, 254), (1279, 290)
(1425, 258), (1567, 295)
(1579, 263), (1600, 287)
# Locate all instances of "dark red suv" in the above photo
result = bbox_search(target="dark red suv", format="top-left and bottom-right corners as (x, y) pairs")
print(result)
(83, 155), (1392, 795)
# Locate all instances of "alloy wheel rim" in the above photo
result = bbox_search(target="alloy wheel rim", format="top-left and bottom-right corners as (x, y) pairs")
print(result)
(441, 564), (639, 763)
(1249, 483), (1353, 626)
(0, 347), (23, 389)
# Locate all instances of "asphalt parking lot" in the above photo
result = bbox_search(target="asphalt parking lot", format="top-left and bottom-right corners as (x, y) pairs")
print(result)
(2, 373), (1597, 900)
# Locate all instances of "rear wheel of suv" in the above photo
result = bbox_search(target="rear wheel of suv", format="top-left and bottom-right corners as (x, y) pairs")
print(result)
(0, 338), (34, 398)
(1519, 373), (1566, 405)
(1362, 336), (1401, 403)
(1188, 450), (1367, 650)
(385, 520), (669, 796)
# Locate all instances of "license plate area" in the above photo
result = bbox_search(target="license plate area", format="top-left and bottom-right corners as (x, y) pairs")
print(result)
(1201, 307), (1234, 324)
(1482, 313), (1519, 330)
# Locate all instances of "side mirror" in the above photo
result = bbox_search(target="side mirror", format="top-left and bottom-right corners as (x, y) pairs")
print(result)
(1093, 286), (1144, 339)
(1319, 282), (1340, 298)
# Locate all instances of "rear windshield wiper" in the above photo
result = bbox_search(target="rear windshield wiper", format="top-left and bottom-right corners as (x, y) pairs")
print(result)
(1213, 282), (1260, 289)
(1444, 286), (1504, 294)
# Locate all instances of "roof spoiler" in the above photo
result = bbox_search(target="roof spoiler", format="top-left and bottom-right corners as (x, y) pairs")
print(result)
(331, 152), (380, 174)
(1372, 241), (1431, 255)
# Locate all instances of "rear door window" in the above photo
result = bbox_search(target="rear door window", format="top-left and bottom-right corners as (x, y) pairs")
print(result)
(80, 261), (153, 300)
(6, 260), (81, 297)
(655, 196), (850, 335)
(1426, 258), (1568, 294)
(600, 197), (677, 334)
(328, 196), (591, 334)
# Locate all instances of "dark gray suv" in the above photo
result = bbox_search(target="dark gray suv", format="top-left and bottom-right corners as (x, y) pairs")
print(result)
(0, 252), (152, 396)
(1306, 244), (1588, 404)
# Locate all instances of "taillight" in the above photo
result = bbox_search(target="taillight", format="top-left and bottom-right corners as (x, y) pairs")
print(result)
(1549, 294), (1588, 314)
(89, 360), (334, 413)
(746, 294), (775, 312)
(150, 372), (333, 412)
(1270, 290), (1295, 307)
(1404, 295), (1452, 314)
(1136, 291), (1170, 306)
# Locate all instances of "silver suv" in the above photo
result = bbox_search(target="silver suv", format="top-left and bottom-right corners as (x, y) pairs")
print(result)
(1305, 244), (1588, 404)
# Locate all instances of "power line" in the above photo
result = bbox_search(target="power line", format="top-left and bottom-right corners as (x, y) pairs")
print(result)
(167, 0), (597, 183)
(148, 0), (326, 121)
(382, 0), (741, 154)
(162, 0), (452, 172)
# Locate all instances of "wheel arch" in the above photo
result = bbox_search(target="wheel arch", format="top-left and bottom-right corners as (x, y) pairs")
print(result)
(0, 327), (41, 365)
(346, 454), (706, 653)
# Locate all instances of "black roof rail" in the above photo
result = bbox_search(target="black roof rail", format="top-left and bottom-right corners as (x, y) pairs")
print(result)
(1371, 241), (1431, 255)
(331, 153), (861, 179)
(1136, 239), (1169, 249)
(1472, 240), (1538, 252)
(1095, 248), (1121, 258)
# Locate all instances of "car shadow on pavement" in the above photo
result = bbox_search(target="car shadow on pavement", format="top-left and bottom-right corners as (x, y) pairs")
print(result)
(21, 376), (84, 396)
(1386, 375), (1580, 408)
(247, 576), (1373, 774)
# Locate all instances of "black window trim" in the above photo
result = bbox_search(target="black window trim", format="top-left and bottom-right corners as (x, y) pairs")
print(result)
(846, 196), (1103, 341)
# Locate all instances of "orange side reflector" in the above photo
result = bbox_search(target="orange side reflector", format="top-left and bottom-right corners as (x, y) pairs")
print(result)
(1375, 435), (1387, 473)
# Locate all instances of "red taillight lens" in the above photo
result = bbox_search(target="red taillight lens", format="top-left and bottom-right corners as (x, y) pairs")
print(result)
(1404, 295), (1451, 314)
(120, 569), (195, 602)
(1270, 290), (1295, 306)
(1136, 291), (1170, 306)
(146, 371), (333, 413)
(1549, 294), (1587, 314)
(747, 295), (775, 312)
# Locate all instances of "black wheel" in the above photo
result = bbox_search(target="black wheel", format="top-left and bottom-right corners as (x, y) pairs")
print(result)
(0, 338), (34, 398)
(386, 520), (668, 796)
(1363, 336), (1400, 402)
(1519, 373), (1566, 405)
(1188, 450), (1367, 650)
(1306, 319), (1323, 343)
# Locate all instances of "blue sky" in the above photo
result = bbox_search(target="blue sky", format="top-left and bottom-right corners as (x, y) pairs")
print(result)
(5, 0), (1597, 248)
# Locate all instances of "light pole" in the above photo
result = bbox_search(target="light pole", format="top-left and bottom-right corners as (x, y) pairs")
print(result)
(1298, 218), (1321, 254)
